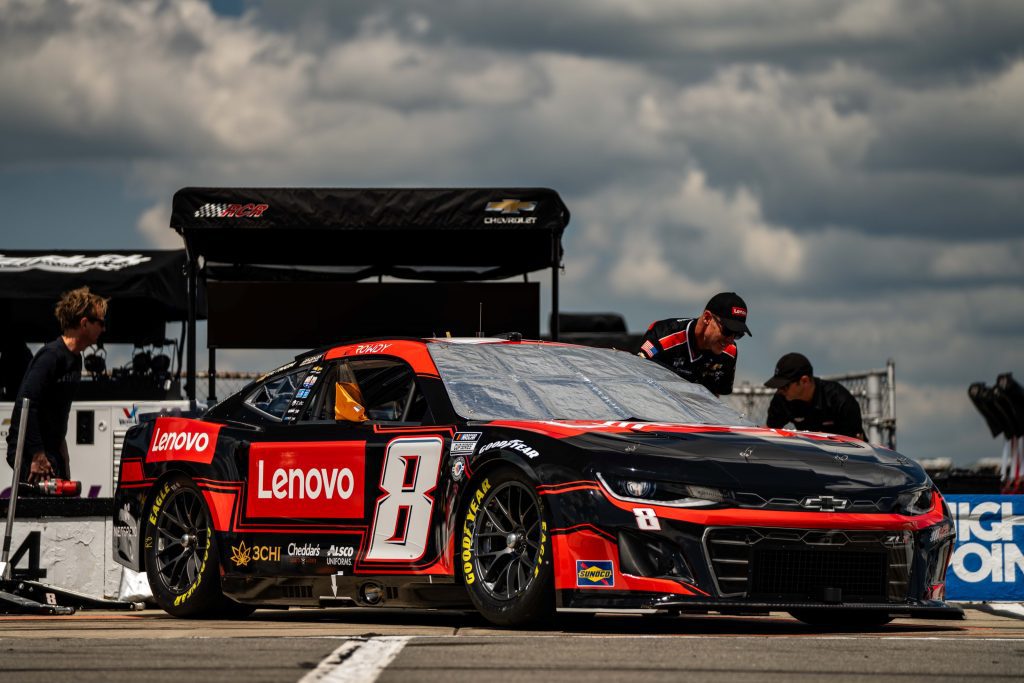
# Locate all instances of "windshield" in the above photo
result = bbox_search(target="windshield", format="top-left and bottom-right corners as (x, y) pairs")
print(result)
(428, 342), (754, 426)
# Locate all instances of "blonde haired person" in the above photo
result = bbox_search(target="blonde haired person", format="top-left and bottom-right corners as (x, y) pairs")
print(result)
(6, 287), (108, 483)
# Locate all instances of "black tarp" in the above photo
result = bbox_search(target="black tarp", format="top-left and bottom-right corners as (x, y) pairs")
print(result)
(171, 187), (569, 280)
(0, 250), (199, 344)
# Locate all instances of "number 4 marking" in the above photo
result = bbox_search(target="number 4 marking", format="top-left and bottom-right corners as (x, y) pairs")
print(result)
(366, 437), (444, 561)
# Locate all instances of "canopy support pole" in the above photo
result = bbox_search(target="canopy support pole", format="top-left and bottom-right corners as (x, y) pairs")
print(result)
(551, 232), (560, 342)
(186, 249), (197, 409)
(208, 347), (217, 405)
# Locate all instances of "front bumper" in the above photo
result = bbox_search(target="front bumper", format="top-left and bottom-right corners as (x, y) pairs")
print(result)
(545, 484), (958, 617)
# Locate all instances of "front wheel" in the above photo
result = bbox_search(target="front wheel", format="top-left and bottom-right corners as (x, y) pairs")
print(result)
(144, 475), (251, 618)
(789, 609), (894, 629)
(459, 468), (553, 627)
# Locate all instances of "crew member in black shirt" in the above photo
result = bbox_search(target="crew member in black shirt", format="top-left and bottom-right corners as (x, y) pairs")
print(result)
(638, 292), (752, 396)
(763, 352), (866, 440)
(6, 286), (108, 482)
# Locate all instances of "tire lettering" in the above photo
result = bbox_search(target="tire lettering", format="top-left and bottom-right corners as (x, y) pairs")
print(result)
(461, 478), (493, 585)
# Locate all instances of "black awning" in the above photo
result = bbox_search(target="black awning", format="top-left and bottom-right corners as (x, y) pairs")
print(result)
(0, 250), (200, 344)
(171, 187), (569, 280)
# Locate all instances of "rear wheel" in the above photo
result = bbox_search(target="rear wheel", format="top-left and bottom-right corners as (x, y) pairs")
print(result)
(789, 609), (894, 628)
(459, 468), (553, 627)
(144, 475), (253, 618)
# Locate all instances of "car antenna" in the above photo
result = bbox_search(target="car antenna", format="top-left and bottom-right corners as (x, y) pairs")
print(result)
(477, 302), (484, 338)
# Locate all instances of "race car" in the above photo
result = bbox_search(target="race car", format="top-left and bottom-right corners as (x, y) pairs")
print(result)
(112, 338), (962, 626)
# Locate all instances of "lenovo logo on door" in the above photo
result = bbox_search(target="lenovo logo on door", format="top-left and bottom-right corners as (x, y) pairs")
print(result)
(147, 418), (222, 464)
(246, 442), (365, 519)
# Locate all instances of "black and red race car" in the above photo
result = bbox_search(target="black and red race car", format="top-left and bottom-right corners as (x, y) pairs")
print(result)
(112, 338), (961, 626)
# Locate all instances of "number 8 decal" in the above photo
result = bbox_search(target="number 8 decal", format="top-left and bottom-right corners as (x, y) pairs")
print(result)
(366, 436), (444, 561)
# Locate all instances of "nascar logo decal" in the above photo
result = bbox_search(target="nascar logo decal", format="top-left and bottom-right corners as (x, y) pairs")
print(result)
(576, 560), (615, 587)
(194, 203), (269, 218)
(450, 431), (481, 455)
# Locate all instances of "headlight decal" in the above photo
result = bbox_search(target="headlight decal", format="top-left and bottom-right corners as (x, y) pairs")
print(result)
(596, 472), (722, 508)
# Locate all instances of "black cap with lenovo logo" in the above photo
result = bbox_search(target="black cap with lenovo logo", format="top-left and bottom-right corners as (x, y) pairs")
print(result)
(764, 352), (814, 389)
(705, 292), (752, 337)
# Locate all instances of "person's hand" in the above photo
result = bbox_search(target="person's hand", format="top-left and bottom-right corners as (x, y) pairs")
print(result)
(28, 452), (54, 483)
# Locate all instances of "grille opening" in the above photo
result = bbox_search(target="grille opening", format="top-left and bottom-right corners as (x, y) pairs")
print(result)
(281, 585), (313, 599)
(749, 547), (887, 602)
(618, 531), (693, 583)
(704, 527), (911, 602)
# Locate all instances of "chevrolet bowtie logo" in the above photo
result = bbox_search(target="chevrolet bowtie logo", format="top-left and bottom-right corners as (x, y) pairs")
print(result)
(801, 495), (849, 512)
(486, 199), (537, 214)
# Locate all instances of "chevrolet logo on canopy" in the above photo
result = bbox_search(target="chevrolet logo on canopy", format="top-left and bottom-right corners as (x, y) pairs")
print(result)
(485, 199), (537, 215)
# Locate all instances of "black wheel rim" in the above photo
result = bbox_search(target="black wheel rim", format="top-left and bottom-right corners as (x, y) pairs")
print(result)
(153, 487), (211, 594)
(471, 480), (543, 601)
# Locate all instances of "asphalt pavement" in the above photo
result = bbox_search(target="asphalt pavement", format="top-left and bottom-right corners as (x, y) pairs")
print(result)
(1, 606), (1022, 682)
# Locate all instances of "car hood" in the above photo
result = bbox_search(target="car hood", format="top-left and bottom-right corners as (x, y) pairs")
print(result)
(487, 420), (929, 500)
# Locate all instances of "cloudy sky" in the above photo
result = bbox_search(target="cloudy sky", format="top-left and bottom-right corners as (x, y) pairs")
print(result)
(2, 0), (1022, 465)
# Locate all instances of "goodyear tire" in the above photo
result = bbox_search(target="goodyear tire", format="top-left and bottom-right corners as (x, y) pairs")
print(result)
(788, 610), (894, 629)
(459, 467), (553, 627)
(144, 475), (251, 618)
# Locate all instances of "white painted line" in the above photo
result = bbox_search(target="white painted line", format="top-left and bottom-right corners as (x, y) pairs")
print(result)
(299, 636), (410, 683)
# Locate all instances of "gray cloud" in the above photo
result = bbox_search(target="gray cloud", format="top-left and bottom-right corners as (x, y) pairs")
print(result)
(0, 0), (1021, 464)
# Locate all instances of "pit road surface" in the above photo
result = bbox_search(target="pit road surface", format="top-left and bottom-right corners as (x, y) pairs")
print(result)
(2, 606), (1022, 682)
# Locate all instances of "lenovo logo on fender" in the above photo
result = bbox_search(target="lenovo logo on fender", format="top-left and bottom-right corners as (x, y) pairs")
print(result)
(246, 441), (365, 519)
(147, 418), (222, 464)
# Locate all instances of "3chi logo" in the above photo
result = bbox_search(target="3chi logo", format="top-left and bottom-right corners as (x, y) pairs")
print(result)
(485, 199), (537, 215)
(230, 541), (252, 567)
(230, 540), (281, 567)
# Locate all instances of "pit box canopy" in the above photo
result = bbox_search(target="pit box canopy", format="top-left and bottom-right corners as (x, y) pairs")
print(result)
(171, 187), (570, 349)
(171, 187), (569, 281)
(0, 250), (198, 344)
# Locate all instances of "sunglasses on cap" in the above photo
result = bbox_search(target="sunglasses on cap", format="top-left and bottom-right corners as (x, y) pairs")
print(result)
(712, 314), (745, 339)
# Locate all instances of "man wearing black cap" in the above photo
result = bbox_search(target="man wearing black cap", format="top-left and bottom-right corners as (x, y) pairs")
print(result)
(637, 292), (751, 396)
(764, 352), (866, 440)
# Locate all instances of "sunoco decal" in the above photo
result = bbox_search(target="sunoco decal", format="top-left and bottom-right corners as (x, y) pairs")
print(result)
(246, 441), (365, 519)
(146, 418), (222, 464)
(576, 560), (615, 587)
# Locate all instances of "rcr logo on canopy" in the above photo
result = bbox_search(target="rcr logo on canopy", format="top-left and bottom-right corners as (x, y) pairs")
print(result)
(193, 203), (269, 218)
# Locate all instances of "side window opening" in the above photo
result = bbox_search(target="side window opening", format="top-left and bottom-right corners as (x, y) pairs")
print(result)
(301, 358), (428, 425)
(245, 368), (307, 420)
